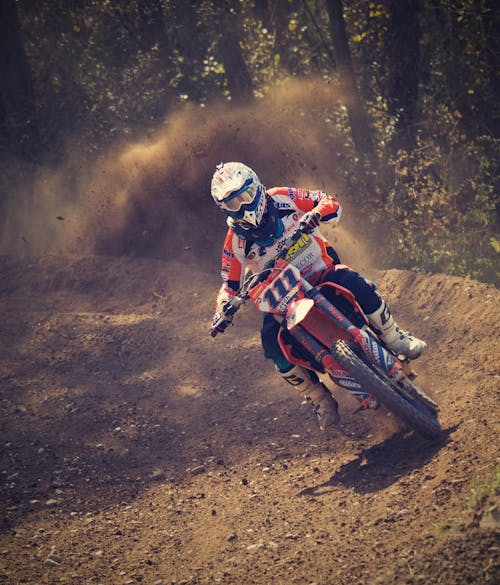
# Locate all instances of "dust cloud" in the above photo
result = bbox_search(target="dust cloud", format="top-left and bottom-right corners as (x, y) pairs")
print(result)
(1, 77), (375, 274)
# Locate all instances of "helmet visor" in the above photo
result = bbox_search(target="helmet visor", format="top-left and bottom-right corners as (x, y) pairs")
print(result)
(222, 180), (260, 213)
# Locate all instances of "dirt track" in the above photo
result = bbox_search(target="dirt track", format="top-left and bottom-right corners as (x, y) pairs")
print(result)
(0, 247), (498, 585)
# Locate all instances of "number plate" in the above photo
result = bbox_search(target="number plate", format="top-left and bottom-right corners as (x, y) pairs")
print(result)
(249, 260), (302, 314)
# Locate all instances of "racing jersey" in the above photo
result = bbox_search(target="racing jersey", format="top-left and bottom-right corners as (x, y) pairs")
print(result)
(215, 187), (342, 312)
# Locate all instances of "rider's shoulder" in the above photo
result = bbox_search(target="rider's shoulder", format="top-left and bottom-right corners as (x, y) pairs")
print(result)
(267, 187), (301, 210)
(224, 221), (247, 255)
(267, 186), (297, 198)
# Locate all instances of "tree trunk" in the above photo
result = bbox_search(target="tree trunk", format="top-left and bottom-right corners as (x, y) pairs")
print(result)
(137, 0), (169, 57)
(257, 0), (303, 72)
(0, 0), (40, 160)
(168, 0), (210, 102)
(483, 0), (500, 138)
(215, 1), (253, 103)
(325, 0), (376, 169)
(385, 0), (421, 151)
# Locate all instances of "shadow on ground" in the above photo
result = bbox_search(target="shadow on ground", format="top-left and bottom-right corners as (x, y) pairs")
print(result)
(298, 426), (457, 497)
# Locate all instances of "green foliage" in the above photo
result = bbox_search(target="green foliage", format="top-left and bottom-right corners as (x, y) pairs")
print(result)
(378, 102), (499, 284)
(435, 466), (500, 532)
(388, 158), (497, 281)
(342, 0), (499, 285)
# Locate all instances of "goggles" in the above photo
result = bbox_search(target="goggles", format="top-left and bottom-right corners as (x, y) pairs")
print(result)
(221, 180), (261, 213)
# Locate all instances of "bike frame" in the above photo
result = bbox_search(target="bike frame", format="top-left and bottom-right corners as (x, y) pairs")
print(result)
(248, 257), (406, 400)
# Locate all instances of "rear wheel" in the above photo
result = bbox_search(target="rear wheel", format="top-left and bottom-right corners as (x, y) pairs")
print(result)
(331, 340), (442, 439)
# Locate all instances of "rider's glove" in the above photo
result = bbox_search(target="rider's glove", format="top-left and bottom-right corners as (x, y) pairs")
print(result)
(299, 210), (321, 232)
(211, 308), (233, 334)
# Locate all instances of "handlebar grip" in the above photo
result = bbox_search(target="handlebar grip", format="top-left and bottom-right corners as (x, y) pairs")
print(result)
(209, 307), (235, 337)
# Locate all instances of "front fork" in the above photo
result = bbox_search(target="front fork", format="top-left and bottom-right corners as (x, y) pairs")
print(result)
(289, 322), (399, 406)
(286, 283), (405, 405)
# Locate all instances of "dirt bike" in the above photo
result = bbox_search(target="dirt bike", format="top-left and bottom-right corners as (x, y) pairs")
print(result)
(210, 228), (441, 439)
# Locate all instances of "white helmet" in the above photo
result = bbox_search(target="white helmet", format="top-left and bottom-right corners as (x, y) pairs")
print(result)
(211, 162), (266, 228)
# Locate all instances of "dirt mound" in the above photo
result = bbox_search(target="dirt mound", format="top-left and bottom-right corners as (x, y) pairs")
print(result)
(0, 252), (498, 584)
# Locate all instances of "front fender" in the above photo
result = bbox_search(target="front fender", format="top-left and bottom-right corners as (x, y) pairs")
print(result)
(285, 298), (315, 329)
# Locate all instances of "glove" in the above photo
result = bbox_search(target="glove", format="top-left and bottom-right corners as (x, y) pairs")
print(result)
(211, 309), (233, 335)
(299, 210), (321, 232)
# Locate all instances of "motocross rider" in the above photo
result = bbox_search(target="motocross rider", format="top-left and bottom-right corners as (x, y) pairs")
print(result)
(210, 162), (427, 431)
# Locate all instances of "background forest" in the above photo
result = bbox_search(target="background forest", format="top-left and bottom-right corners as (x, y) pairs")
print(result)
(1, 0), (498, 284)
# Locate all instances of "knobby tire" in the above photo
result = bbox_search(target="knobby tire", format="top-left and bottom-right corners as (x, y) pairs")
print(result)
(331, 340), (442, 439)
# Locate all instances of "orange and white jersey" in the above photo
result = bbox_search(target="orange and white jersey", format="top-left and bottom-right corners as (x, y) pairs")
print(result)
(216, 187), (342, 311)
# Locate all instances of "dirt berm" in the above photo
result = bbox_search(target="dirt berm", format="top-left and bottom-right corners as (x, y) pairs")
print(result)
(0, 243), (498, 584)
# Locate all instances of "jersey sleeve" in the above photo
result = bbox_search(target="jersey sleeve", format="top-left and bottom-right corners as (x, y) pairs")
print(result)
(289, 188), (342, 226)
(215, 229), (245, 312)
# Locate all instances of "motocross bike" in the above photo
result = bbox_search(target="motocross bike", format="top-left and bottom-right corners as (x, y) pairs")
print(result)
(210, 228), (441, 439)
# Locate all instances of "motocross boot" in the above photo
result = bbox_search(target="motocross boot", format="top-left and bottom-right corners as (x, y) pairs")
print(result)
(367, 301), (427, 360)
(280, 365), (340, 430)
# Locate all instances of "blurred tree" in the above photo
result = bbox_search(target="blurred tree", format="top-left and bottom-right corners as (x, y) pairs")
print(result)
(325, 0), (376, 168)
(253, 0), (297, 73)
(384, 0), (421, 150)
(167, 0), (214, 102)
(136, 0), (168, 55)
(423, 0), (499, 138)
(213, 0), (254, 102)
(0, 0), (40, 160)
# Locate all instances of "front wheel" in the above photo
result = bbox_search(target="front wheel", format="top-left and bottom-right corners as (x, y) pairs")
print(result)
(331, 340), (442, 439)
